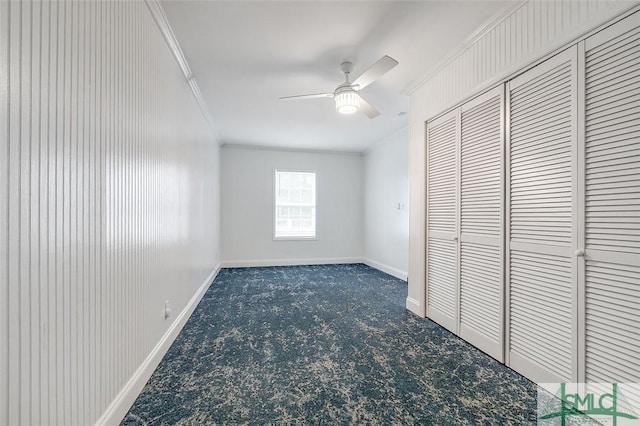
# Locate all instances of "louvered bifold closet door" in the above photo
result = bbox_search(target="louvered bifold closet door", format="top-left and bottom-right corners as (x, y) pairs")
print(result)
(459, 87), (504, 361)
(507, 47), (578, 383)
(426, 109), (459, 333)
(581, 12), (640, 384)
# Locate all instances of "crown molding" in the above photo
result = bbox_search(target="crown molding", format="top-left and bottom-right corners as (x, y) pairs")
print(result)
(144, 0), (221, 142)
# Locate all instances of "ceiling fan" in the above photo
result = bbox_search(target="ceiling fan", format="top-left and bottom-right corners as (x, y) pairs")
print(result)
(279, 55), (399, 119)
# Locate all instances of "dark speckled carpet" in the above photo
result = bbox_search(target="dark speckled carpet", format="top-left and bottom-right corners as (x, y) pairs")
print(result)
(121, 264), (537, 425)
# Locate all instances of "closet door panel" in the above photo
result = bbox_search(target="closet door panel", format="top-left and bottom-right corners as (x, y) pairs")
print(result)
(583, 12), (640, 383)
(507, 48), (577, 383)
(426, 110), (459, 333)
(459, 88), (504, 361)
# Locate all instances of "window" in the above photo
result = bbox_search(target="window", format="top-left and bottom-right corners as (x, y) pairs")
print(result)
(274, 170), (316, 239)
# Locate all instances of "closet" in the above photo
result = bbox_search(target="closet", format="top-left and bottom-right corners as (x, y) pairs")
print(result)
(425, 10), (639, 384)
(427, 86), (505, 361)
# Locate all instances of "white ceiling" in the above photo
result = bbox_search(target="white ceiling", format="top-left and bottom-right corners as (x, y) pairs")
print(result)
(161, 0), (512, 152)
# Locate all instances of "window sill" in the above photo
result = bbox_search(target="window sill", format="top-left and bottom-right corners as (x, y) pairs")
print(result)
(273, 236), (317, 241)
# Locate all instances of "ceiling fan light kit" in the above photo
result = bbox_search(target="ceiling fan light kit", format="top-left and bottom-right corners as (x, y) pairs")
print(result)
(335, 86), (359, 114)
(279, 55), (398, 119)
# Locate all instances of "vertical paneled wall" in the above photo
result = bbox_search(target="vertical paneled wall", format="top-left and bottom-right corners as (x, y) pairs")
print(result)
(407, 0), (639, 316)
(412, 0), (637, 116)
(0, 1), (221, 425)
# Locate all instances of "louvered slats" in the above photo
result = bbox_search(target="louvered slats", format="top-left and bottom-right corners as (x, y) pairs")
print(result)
(427, 112), (458, 328)
(427, 239), (457, 319)
(584, 19), (640, 384)
(508, 50), (576, 383)
(461, 95), (502, 237)
(586, 261), (640, 382)
(510, 61), (573, 246)
(510, 250), (573, 381)
(428, 116), (457, 234)
(585, 24), (640, 254)
(460, 242), (501, 342)
(458, 90), (503, 360)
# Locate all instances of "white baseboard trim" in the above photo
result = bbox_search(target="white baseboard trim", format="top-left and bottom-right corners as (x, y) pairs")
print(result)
(221, 258), (410, 282)
(96, 263), (221, 426)
(362, 258), (408, 281)
(221, 257), (362, 268)
(406, 296), (424, 317)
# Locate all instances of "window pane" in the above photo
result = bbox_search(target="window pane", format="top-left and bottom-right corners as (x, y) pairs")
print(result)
(275, 170), (316, 238)
(290, 188), (301, 203)
(277, 188), (288, 203)
(301, 189), (312, 204)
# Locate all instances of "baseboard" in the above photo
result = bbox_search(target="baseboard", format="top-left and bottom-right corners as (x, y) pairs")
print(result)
(406, 296), (424, 317)
(362, 258), (408, 281)
(221, 257), (362, 268)
(96, 263), (221, 426)
(222, 258), (409, 282)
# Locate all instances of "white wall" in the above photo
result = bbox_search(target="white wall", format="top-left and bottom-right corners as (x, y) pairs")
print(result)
(221, 146), (363, 266)
(363, 129), (409, 280)
(0, 1), (220, 425)
(406, 0), (639, 316)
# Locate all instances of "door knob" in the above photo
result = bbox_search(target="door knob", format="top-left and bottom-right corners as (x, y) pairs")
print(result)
(575, 250), (585, 257)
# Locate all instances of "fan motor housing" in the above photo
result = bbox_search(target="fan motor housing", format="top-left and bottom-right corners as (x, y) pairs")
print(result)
(334, 83), (357, 96)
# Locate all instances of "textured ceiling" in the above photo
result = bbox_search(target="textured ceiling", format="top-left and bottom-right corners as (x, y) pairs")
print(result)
(161, 0), (512, 152)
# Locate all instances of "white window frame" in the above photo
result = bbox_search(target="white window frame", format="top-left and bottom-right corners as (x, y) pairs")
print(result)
(273, 169), (317, 240)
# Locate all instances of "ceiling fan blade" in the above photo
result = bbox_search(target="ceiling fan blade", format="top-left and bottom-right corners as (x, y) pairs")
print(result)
(358, 96), (380, 119)
(279, 93), (333, 101)
(352, 55), (398, 89)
